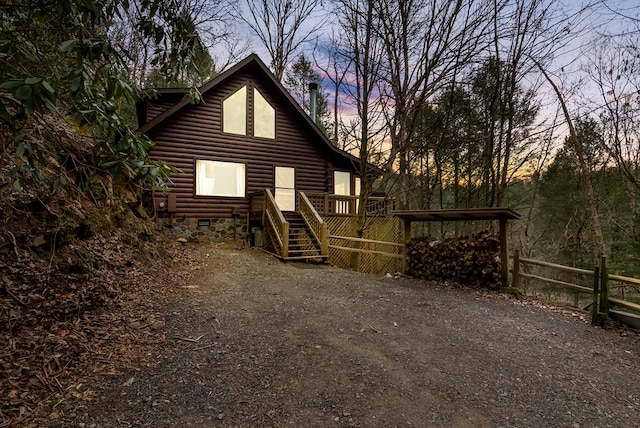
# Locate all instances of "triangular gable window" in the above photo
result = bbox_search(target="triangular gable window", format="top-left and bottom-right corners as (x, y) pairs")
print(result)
(223, 86), (247, 135)
(222, 85), (275, 139)
(253, 88), (275, 139)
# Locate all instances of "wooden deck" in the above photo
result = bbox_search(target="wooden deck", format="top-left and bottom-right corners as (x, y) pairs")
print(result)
(250, 190), (403, 273)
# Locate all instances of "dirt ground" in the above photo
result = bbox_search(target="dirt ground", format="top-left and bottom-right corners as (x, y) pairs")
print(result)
(67, 244), (640, 427)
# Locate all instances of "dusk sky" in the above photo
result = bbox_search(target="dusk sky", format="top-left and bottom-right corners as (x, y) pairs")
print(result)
(223, 0), (639, 161)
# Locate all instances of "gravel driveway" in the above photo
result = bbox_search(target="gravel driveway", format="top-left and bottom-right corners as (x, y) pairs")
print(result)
(78, 244), (640, 427)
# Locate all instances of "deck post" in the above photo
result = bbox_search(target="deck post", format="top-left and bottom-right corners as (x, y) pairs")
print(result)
(512, 249), (520, 289)
(599, 255), (609, 315)
(499, 217), (509, 288)
(282, 222), (289, 259)
(592, 265), (600, 325)
(402, 218), (411, 274)
(323, 193), (329, 216)
(321, 223), (328, 257)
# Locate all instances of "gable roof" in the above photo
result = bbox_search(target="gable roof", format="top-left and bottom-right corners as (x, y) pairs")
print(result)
(137, 54), (380, 175)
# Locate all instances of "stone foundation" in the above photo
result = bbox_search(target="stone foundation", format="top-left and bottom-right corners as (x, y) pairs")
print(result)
(158, 217), (249, 242)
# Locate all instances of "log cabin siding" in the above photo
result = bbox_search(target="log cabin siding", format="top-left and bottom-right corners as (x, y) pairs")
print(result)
(147, 68), (340, 219)
(146, 92), (184, 122)
(146, 99), (177, 122)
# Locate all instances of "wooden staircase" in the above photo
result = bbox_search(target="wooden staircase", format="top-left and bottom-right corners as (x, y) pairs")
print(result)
(284, 213), (326, 261)
(261, 189), (328, 262)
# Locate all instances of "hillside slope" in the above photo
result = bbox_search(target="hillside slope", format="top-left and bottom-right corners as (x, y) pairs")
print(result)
(0, 114), (191, 426)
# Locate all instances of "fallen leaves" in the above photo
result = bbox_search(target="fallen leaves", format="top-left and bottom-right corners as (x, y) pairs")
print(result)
(0, 230), (198, 427)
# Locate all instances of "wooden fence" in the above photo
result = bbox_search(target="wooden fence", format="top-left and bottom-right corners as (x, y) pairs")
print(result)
(325, 216), (404, 276)
(512, 250), (640, 328)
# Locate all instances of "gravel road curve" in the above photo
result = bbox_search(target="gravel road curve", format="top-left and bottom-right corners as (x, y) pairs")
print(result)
(75, 244), (640, 427)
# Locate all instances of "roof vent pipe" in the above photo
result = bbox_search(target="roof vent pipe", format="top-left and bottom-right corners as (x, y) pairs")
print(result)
(308, 82), (318, 123)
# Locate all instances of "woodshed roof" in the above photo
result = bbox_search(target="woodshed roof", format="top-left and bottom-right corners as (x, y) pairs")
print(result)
(392, 208), (521, 222)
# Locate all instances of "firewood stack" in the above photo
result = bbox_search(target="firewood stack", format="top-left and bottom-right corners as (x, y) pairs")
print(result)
(406, 232), (502, 288)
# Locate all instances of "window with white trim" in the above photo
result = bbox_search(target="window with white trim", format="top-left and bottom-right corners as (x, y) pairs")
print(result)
(275, 166), (295, 211)
(334, 171), (351, 214)
(223, 86), (247, 135)
(195, 160), (245, 197)
(253, 88), (275, 139)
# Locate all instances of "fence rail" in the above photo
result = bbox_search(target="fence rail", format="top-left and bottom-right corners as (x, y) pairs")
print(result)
(329, 235), (405, 248)
(518, 257), (594, 276)
(512, 250), (640, 329)
(328, 234), (405, 259)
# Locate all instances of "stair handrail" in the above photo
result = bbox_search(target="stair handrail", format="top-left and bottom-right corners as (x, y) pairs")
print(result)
(264, 189), (289, 258)
(298, 191), (328, 257)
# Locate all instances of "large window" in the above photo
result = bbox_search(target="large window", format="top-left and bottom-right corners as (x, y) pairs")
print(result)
(195, 160), (245, 197)
(253, 88), (275, 139)
(223, 86), (247, 135)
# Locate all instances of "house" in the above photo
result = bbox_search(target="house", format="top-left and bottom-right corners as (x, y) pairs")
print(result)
(137, 54), (383, 260)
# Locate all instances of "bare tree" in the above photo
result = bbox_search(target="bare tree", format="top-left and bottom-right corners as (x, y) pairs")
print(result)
(590, 37), (640, 190)
(587, 3), (640, 192)
(233, 0), (326, 80)
(373, 0), (494, 209)
(110, 0), (245, 86)
(482, 0), (580, 207)
(582, 2), (640, 243)
(536, 62), (607, 259)
(313, 31), (353, 147)
(330, 0), (387, 272)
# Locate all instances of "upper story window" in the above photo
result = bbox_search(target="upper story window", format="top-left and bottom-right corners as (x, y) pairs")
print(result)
(222, 85), (275, 139)
(223, 86), (247, 135)
(253, 88), (275, 139)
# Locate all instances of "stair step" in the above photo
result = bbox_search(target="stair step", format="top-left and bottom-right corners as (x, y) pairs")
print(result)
(265, 210), (326, 261)
(283, 255), (328, 261)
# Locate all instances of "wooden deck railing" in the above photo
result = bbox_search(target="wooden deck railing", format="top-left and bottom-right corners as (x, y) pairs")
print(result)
(511, 251), (640, 328)
(264, 189), (289, 258)
(304, 192), (393, 216)
(297, 191), (328, 257)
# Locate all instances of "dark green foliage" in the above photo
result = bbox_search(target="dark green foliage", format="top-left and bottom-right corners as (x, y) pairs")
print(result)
(0, 0), (208, 193)
(536, 117), (640, 273)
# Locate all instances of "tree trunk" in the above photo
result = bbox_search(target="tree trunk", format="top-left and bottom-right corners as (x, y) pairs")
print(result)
(538, 64), (607, 259)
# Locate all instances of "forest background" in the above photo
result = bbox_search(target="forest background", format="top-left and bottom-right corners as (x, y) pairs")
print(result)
(2, 0), (640, 276)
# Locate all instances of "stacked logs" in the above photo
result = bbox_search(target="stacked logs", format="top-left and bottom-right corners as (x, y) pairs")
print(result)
(406, 232), (502, 288)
